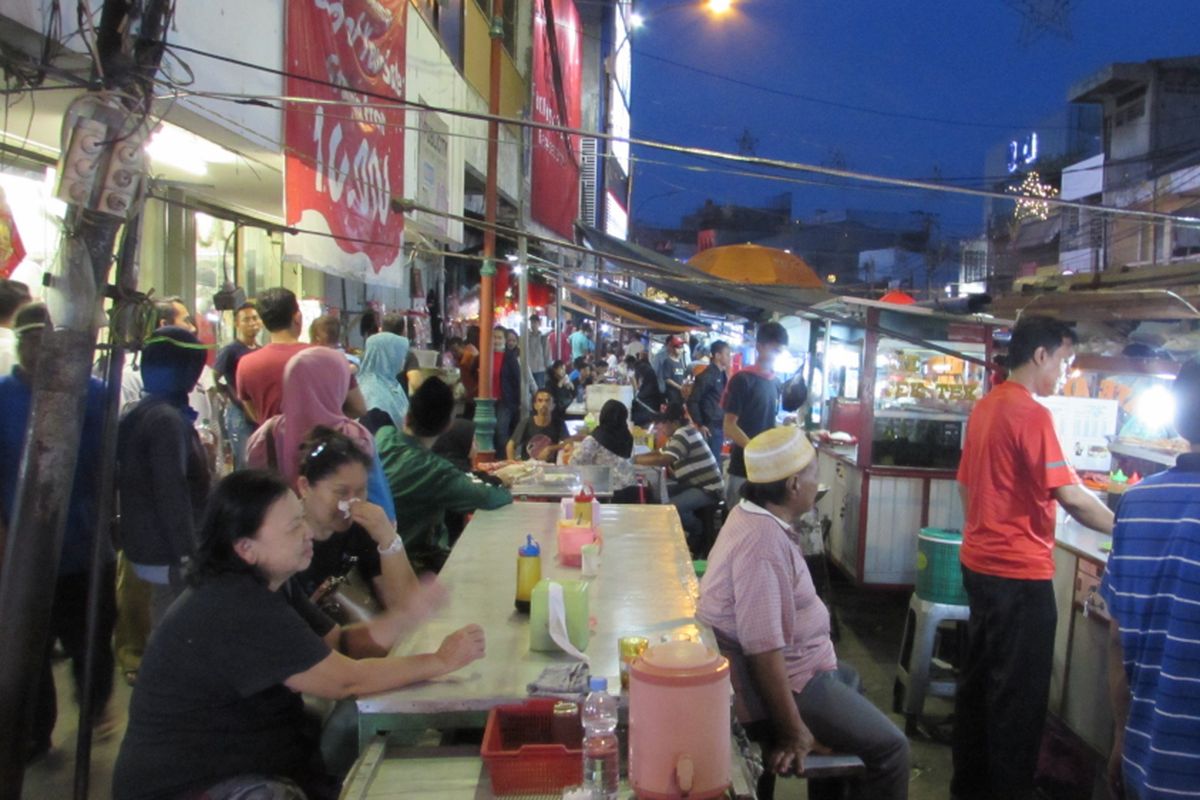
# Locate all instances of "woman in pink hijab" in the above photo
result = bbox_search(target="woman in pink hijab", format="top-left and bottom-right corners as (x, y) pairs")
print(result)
(247, 347), (395, 520)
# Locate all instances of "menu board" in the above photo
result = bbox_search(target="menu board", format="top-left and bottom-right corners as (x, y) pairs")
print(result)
(1036, 396), (1119, 473)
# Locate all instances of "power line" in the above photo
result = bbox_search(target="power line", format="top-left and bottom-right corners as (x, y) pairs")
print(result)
(149, 45), (1200, 230)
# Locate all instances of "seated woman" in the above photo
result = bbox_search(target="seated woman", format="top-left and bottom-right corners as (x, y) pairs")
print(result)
(507, 388), (570, 461)
(112, 470), (484, 800)
(293, 426), (420, 613)
(569, 399), (642, 503)
(697, 427), (908, 800)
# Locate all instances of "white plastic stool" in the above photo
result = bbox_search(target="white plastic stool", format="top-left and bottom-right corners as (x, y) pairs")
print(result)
(893, 594), (969, 734)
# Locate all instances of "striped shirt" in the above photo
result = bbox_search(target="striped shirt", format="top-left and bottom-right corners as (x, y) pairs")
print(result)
(663, 424), (724, 496)
(1101, 453), (1200, 800)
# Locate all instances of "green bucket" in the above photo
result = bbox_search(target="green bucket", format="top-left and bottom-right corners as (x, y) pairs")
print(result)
(915, 528), (967, 605)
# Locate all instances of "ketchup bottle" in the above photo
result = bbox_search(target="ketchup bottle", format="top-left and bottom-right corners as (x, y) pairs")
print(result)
(574, 484), (595, 526)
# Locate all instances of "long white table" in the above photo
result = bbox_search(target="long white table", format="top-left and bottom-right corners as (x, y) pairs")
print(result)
(356, 502), (709, 740)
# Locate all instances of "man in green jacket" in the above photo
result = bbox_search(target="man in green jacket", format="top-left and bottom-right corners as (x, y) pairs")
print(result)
(377, 377), (513, 572)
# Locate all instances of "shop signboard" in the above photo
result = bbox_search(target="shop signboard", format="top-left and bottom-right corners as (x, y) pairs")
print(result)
(416, 109), (450, 238)
(531, 0), (582, 239)
(284, 0), (407, 285)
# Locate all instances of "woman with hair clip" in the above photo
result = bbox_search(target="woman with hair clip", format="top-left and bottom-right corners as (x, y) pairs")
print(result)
(293, 426), (433, 614)
(113, 470), (485, 800)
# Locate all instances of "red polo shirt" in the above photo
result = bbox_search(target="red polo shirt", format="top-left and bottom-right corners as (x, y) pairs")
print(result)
(957, 380), (1078, 580)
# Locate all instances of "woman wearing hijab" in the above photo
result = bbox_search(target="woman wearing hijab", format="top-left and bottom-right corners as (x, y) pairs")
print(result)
(117, 326), (213, 626)
(569, 399), (643, 503)
(246, 347), (395, 517)
(357, 332), (411, 430)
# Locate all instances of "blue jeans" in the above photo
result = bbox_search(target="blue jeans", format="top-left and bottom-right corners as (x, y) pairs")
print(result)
(669, 486), (718, 546)
(223, 402), (254, 470)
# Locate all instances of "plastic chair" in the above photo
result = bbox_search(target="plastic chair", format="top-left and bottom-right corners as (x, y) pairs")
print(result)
(893, 593), (969, 735)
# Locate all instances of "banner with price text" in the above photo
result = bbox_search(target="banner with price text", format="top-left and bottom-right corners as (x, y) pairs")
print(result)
(284, 0), (407, 285)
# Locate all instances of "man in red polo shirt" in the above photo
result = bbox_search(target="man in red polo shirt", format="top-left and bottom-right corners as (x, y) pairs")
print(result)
(236, 288), (366, 423)
(952, 316), (1113, 800)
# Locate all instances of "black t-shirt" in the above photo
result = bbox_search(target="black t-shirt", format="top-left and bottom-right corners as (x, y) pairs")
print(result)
(113, 573), (335, 800)
(295, 524), (383, 599)
(510, 416), (568, 459)
(633, 361), (661, 406)
(214, 341), (256, 392)
(721, 369), (781, 477)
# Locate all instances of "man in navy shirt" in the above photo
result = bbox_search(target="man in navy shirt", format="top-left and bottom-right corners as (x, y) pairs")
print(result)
(1103, 357), (1200, 800)
(721, 321), (789, 508)
(688, 339), (730, 461)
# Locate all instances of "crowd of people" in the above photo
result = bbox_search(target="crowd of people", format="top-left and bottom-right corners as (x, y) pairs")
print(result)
(4, 275), (1195, 800)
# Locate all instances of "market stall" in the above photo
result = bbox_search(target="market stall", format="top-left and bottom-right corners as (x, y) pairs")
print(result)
(813, 299), (1002, 588)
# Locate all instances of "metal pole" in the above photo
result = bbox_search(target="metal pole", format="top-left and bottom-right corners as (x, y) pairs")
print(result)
(475, 0), (505, 459)
(555, 252), (564, 363)
(518, 235), (530, 417)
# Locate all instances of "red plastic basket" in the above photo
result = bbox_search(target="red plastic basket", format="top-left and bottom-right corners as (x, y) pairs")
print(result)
(481, 699), (583, 796)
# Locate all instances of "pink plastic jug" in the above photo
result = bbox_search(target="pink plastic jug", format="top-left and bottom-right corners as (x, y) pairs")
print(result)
(629, 640), (731, 799)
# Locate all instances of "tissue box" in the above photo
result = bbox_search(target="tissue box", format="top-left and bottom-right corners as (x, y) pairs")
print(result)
(556, 520), (598, 567)
(529, 579), (590, 653)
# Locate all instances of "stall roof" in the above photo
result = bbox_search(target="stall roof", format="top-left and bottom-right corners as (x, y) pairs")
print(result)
(578, 225), (832, 319)
(569, 286), (699, 333)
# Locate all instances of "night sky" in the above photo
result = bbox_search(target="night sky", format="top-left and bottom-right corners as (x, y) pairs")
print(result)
(628, 0), (1200, 238)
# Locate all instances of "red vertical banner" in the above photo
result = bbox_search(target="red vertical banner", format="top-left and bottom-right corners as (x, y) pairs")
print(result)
(284, 1), (407, 281)
(531, 0), (582, 239)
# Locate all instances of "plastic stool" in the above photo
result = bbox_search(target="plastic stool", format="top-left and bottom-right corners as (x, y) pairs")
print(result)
(893, 594), (969, 735)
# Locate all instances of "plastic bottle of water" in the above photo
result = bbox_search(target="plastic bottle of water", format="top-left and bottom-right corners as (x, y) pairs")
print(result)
(581, 676), (619, 799)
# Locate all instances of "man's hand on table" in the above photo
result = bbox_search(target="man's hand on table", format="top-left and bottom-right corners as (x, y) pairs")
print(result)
(436, 624), (486, 672)
(771, 720), (831, 776)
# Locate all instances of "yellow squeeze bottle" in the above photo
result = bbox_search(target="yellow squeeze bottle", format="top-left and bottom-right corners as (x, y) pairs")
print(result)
(515, 534), (541, 614)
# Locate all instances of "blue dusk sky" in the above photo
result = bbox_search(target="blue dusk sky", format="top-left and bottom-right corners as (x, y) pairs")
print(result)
(627, 0), (1200, 237)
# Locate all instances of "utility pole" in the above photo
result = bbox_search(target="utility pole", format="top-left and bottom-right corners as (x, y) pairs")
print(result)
(0, 1), (171, 795)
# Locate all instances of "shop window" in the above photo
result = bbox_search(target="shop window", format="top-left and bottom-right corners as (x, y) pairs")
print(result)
(195, 213), (237, 345)
(0, 166), (66, 290)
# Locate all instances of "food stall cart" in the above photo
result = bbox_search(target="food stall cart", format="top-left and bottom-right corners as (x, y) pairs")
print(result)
(813, 299), (1001, 588)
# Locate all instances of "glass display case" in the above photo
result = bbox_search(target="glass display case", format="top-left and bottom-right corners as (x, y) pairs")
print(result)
(870, 339), (987, 468)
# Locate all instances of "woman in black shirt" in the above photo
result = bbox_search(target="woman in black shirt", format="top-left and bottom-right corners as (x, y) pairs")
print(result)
(113, 471), (484, 800)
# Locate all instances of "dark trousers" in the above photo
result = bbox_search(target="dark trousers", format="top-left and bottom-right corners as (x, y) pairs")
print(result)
(951, 566), (1056, 800)
(494, 402), (517, 455)
(31, 561), (118, 750)
(705, 427), (725, 465)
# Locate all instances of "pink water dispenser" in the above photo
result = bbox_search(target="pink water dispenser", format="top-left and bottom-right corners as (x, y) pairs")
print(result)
(629, 640), (731, 799)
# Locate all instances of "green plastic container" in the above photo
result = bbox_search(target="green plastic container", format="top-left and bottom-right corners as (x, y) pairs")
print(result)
(915, 528), (967, 605)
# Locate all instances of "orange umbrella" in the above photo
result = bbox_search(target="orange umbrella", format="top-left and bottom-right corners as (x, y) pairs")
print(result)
(688, 243), (825, 288)
(880, 290), (917, 305)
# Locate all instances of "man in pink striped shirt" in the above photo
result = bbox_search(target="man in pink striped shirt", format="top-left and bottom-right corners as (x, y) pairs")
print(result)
(699, 427), (908, 800)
